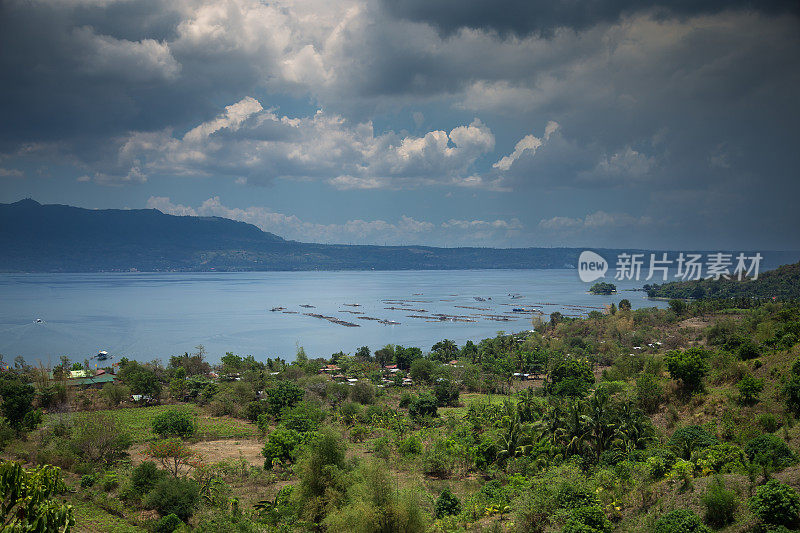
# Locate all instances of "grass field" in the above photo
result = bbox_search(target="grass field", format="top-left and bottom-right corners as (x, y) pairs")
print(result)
(438, 391), (516, 418)
(45, 404), (259, 443)
(68, 498), (147, 533)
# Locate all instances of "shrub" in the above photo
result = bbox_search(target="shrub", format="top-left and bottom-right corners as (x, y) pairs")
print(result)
(349, 425), (369, 443)
(266, 381), (304, 417)
(422, 439), (454, 478)
(694, 443), (747, 475)
(154, 513), (184, 533)
(473, 433), (497, 470)
(665, 347), (711, 393)
(152, 409), (197, 439)
(433, 379), (460, 407)
(100, 471), (119, 491)
(646, 449), (677, 479)
(350, 382), (375, 405)
(410, 359), (435, 384)
(296, 430), (348, 524)
(399, 435), (423, 456)
(409, 393), (438, 420)
(737, 340), (760, 360)
(0, 375), (36, 432)
(70, 413), (132, 468)
(668, 460), (695, 492)
(339, 401), (362, 425)
(243, 400), (269, 422)
(80, 474), (95, 488)
(556, 482), (599, 510)
(262, 428), (303, 469)
(372, 436), (392, 459)
(745, 434), (798, 470)
(280, 401), (326, 432)
(101, 382), (131, 407)
(256, 413), (271, 435)
(701, 478), (737, 528)
(635, 373), (662, 414)
(399, 392), (413, 408)
(784, 375), (800, 415)
(749, 480), (800, 528)
(758, 413), (781, 433)
(131, 461), (166, 495)
(144, 477), (200, 521)
(653, 509), (711, 533)
(434, 489), (461, 518)
(737, 374), (764, 405)
(668, 425), (718, 459)
(322, 461), (427, 532)
(563, 505), (612, 533)
(0, 418), (15, 451)
(669, 299), (688, 315)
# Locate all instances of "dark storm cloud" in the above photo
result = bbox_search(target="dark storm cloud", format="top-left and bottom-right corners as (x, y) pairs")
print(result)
(0, 0), (798, 249)
(380, 0), (799, 36)
(0, 0), (265, 151)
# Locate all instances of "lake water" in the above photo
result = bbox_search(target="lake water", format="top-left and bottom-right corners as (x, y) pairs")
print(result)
(0, 270), (665, 365)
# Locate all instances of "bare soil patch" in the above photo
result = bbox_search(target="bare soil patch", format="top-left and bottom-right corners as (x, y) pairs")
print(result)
(190, 438), (264, 466)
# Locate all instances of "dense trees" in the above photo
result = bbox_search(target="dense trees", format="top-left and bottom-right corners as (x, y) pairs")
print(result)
(548, 359), (594, 397)
(589, 282), (616, 295)
(118, 360), (162, 400)
(646, 261), (800, 300)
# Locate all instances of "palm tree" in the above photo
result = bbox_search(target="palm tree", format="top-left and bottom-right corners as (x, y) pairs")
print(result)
(496, 418), (529, 465)
(551, 398), (591, 457)
(585, 391), (616, 460)
(614, 403), (655, 452)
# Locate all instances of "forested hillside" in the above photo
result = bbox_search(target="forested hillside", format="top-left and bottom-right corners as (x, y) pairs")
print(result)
(2, 296), (800, 531)
(645, 261), (800, 301)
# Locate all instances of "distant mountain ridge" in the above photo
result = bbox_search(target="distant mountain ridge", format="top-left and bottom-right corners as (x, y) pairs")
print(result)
(0, 199), (798, 273)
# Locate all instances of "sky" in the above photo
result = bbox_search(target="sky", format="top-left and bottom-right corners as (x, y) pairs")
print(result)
(0, 0), (798, 250)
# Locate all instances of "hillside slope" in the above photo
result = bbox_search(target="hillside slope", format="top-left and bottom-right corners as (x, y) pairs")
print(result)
(644, 261), (800, 300)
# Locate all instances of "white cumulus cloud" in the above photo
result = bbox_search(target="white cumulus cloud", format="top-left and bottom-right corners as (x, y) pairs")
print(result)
(493, 121), (559, 171)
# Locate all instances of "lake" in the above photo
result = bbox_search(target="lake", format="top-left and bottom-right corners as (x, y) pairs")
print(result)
(0, 270), (666, 365)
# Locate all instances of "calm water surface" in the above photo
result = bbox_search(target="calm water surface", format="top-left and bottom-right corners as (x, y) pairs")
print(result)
(0, 270), (665, 364)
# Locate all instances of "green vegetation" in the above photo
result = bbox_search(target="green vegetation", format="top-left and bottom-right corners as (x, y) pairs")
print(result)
(645, 260), (800, 300)
(665, 347), (710, 394)
(152, 408), (198, 439)
(144, 477), (200, 521)
(589, 282), (617, 295)
(41, 405), (258, 443)
(749, 480), (800, 529)
(0, 461), (74, 531)
(3, 288), (800, 531)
